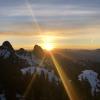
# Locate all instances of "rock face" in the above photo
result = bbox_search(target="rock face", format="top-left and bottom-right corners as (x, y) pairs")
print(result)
(33, 45), (44, 58)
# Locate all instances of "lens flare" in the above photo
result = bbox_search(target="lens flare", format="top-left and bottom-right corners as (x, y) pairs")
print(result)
(50, 52), (79, 100)
(44, 43), (54, 51)
(23, 55), (46, 98)
(23, 74), (36, 98)
(25, 0), (41, 34)
(24, 0), (79, 99)
(41, 35), (55, 51)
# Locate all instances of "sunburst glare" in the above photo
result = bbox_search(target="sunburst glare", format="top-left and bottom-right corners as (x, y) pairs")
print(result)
(41, 35), (55, 51)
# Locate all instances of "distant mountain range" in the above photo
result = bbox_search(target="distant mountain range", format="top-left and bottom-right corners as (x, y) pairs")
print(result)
(0, 41), (100, 100)
(0, 41), (58, 81)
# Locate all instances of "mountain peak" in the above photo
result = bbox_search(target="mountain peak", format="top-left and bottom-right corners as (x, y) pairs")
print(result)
(0, 41), (15, 59)
(33, 45), (44, 58)
(2, 41), (14, 53)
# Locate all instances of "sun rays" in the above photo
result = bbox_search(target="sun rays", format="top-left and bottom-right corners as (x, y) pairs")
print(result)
(23, 50), (79, 100)
(50, 52), (79, 100)
(25, 0), (41, 34)
(24, 0), (79, 99)
(23, 54), (46, 98)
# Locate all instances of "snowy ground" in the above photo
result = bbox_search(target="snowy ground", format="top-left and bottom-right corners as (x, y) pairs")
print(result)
(78, 70), (100, 96)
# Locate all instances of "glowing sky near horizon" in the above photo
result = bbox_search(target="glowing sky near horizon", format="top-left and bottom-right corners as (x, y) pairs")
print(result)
(0, 0), (100, 49)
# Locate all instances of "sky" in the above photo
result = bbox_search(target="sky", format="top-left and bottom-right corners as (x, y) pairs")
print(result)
(0, 0), (100, 49)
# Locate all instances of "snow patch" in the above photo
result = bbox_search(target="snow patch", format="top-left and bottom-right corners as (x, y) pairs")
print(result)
(78, 70), (100, 96)
(21, 66), (59, 83)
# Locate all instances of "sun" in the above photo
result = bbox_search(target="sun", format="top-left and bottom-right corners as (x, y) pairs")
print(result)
(41, 35), (54, 51)
(44, 43), (54, 51)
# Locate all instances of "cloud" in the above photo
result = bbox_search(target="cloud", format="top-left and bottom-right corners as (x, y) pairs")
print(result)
(0, 3), (99, 17)
(0, 1), (100, 38)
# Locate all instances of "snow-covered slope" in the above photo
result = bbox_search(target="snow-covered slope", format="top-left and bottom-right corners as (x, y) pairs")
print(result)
(17, 53), (42, 66)
(0, 49), (11, 59)
(21, 66), (59, 83)
(78, 70), (100, 96)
